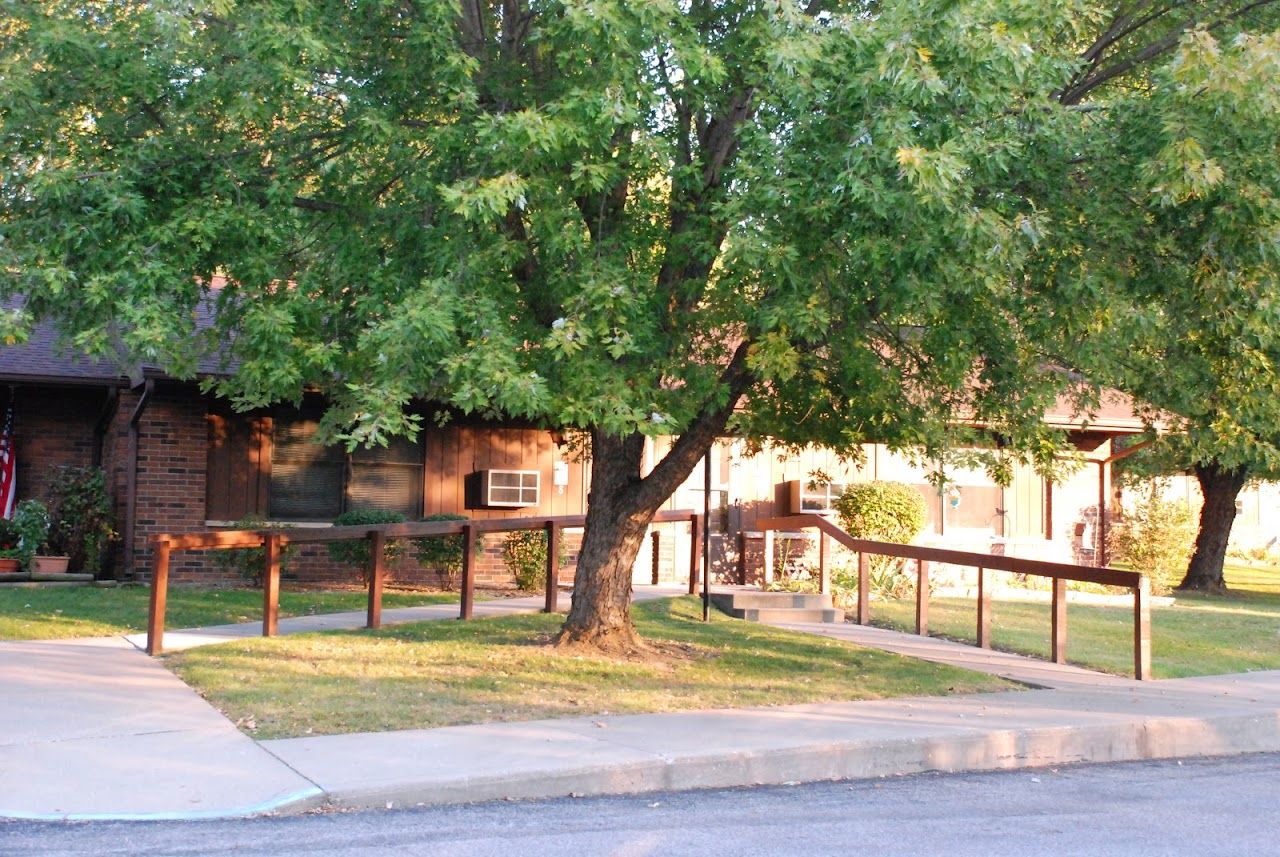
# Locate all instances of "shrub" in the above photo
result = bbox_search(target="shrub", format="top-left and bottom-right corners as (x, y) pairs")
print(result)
(211, 515), (296, 586)
(832, 481), (926, 580)
(45, 466), (115, 574)
(1109, 481), (1197, 594)
(766, 571), (819, 594)
(501, 529), (568, 592)
(0, 516), (20, 560)
(327, 509), (407, 580)
(830, 562), (917, 607)
(12, 499), (51, 570)
(412, 513), (480, 591)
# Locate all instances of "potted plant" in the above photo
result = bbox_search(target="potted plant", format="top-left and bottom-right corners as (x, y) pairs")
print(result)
(0, 517), (21, 572)
(13, 499), (69, 573)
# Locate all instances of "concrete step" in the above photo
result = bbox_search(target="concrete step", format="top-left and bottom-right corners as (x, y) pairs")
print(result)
(738, 607), (845, 624)
(710, 591), (833, 612)
(710, 591), (844, 624)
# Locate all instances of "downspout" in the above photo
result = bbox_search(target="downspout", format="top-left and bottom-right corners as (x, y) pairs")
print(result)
(123, 379), (154, 580)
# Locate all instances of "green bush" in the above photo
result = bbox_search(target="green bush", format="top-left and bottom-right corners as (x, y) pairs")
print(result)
(327, 509), (407, 580)
(45, 466), (115, 574)
(832, 481), (926, 581)
(412, 513), (480, 591)
(211, 515), (296, 586)
(501, 529), (568, 592)
(1109, 482), (1197, 594)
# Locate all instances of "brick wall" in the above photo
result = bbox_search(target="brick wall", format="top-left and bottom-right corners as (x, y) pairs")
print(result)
(12, 386), (105, 503)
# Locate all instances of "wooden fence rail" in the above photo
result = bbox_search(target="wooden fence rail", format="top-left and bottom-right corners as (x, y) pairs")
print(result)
(757, 515), (1152, 681)
(146, 509), (700, 656)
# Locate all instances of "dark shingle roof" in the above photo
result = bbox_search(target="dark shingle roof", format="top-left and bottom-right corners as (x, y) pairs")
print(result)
(0, 297), (225, 386)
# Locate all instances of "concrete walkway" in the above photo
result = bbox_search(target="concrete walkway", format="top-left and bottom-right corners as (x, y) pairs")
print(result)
(3, 588), (1280, 821)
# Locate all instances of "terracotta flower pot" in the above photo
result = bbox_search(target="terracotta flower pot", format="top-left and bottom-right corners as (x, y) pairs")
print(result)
(0, 558), (20, 573)
(33, 555), (70, 574)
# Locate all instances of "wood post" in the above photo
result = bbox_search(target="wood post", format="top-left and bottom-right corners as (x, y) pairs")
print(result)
(544, 521), (560, 613)
(976, 567), (992, 649)
(1134, 577), (1152, 680)
(367, 529), (385, 629)
(856, 552), (869, 625)
(915, 559), (930, 636)
(651, 530), (661, 585)
(1051, 577), (1067, 663)
(818, 533), (829, 595)
(460, 524), (475, 620)
(145, 539), (171, 656)
(688, 515), (701, 595)
(736, 531), (747, 585)
(262, 533), (281, 637)
(763, 527), (775, 585)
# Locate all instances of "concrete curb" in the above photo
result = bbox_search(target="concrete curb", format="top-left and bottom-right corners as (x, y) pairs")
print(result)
(258, 680), (1280, 813)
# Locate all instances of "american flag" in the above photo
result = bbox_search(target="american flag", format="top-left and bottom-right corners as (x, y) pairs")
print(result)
(0, 403), (14, 520)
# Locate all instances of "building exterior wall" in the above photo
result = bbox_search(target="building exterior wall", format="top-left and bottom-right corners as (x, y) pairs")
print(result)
(12, 377), (1169, 591)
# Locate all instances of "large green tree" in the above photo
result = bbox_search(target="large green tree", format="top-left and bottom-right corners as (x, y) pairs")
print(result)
(1032, 23), (1280, 592)
(3, 1), (1274, 645)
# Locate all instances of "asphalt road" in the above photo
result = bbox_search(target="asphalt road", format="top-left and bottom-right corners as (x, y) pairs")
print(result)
(5, 753), (1279, 856)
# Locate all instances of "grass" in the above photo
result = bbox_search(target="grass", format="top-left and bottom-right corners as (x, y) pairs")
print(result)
(0, 585), (458, 641)
(166, 596), (1015, 739)
(870, 564), (1280, 678)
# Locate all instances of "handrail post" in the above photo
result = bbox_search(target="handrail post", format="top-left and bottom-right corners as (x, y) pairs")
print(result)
(1134, 576), (1151, 680)
(763, 527), (774, 585)
(736, 531), (746, 585)
(460, 524), (475, 620)
(915, 559), (930, 635)
(367, 529), (386, 629)
(856, 552), (869, 625)
(544, 521), (560, 613)
(145, 538), (171, 656)
(262, 532), (281, 637)
(976, 567), (991, 649)
(1051, 577), (1067, 664)
(651, 531), (661, 585)
(688, 514), (701, 595)
(818, 532), (829, 595)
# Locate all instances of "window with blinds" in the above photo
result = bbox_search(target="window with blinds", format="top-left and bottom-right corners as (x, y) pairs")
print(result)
(268, 412), (423, 520)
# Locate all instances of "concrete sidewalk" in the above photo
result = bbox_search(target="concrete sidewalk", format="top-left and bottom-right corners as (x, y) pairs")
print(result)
(3, 590), (1280, 821)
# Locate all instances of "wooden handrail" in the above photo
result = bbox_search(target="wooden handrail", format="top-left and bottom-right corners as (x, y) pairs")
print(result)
(757, 515), (1142, 589)
(145, 509), (701, 655)
(757, 514), (1151, 680)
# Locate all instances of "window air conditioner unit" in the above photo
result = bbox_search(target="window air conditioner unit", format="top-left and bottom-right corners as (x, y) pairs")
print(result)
(476, 469), (540, 508)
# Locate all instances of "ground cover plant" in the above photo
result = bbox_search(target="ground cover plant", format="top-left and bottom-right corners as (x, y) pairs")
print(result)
(869, 565), (1280, 678)
(166, 596), (1013, 740)
(0, 586), (456, 641)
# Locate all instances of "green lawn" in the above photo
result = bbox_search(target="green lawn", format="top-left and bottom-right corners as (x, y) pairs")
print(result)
(167, 596), (1015, 739)
(0, 585), (457, 641)
(870, 565), (1280, 678)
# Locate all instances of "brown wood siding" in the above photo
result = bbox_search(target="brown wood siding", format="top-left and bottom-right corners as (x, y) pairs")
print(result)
(205, 409), (271, 521)
(421, 424), (584, 520)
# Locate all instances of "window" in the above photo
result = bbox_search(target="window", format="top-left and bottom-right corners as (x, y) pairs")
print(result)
(477, 469), (540, 508)
(786, 480), (848, 514)
(269, 411), (424, 520)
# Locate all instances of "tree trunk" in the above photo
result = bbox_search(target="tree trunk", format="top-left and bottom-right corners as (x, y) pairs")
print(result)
(1177, 462), (1249, 594)
(557, 344), (752, 653)
(557, 428), (715, 653)
(556, 433), (660, 652)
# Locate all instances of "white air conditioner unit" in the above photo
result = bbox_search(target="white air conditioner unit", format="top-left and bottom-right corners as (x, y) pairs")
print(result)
(477, 469), (540, 508)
